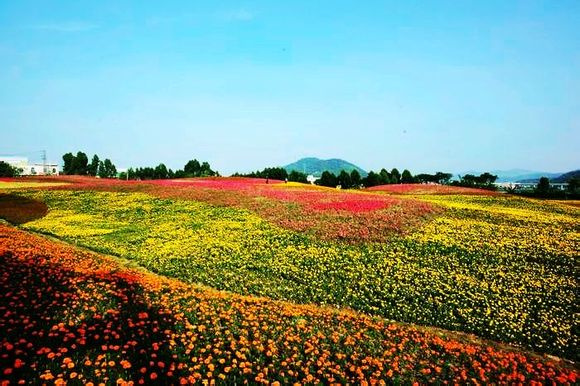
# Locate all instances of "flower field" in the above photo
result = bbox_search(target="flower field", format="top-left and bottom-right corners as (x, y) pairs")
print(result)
(0, 177), (578, 383)
(0, 223), (577, 384)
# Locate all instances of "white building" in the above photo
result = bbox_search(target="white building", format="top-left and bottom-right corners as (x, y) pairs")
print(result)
(0, 157), (59, 176)
(306, 174), (319, 184)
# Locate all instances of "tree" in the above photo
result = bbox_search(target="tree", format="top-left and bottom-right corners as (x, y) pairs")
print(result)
(88, 154), (100, 176)
(379, 169), (392, 184)
(200, 161), (215, 176)
(71, 151), (88, 175)
(390, 168), (401, 184)
(154, 163), (169, 179)
(97, 159), (117, 178)
(363, 171), (381, 187)
(317, 171), (337, 187)
(567, 177), (580, 193)
(435, 172), (453, 184)
(459, 174), (478, 187)
(350, 169), (361, 187)
(401, 169), (414, 183)
(184, 159), (201, 177)
(288, 170), (308, 183)
(62, 153), (74, 175)
(478, 172), (497, 186)
(338, 170), (352, 189)
(536, 177), (550, 194)
(0, 161), (19, 177)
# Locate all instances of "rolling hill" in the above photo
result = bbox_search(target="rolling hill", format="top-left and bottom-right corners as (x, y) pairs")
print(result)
(552, 170), (580, 183)
(284, 157), (367, 177)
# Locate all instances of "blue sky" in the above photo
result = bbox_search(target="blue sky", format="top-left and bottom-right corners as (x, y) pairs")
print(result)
(1, 1), (579, 175)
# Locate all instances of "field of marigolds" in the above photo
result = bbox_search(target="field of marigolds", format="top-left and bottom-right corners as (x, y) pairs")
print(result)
(0, 176), (578, 384)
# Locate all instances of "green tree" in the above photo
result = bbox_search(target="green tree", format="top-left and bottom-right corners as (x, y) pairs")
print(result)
(338, 170), (352, 189)
(88, 154), (100, 176)
(97, 159), (117, 178)
(154, 163), (169, 179)
(62, 153), (74, 175)
(478, 172), (498, 186)
(435, 172), (453, 184)
(184, 159), (201, 177)
(536, 177), (550, 194)
(350, 169), (361, 187)
(379, 169), (392, 184)
(567, 177), (579, 193)
(0, 161), (19, 177)
(317, 171), (337, 187)
(288, 170), (308, 183)
(200, 161), (215, 176)
(71, 151), (88, 175)
(363, 171), (381, 187)
(390, 168), (401, 184)
(401, 169), (414, 183)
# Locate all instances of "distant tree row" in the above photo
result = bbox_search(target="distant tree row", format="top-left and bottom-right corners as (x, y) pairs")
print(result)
(0, 161), (21, 177)
(308, 168), (498, 191)
(233, 167), (308, 183)
(512, 176), (580, 199)
(123, 159), (217, 180)
(317, 169), (362, 188)
(62, 152), (217, 180)
(62, 152), (117, 178)
(451, 172), (498, 189)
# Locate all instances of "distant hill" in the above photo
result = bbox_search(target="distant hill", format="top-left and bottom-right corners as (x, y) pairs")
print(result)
(460, 169), (562, 183)
(284, 157), (367, 177)
(552, 170), (580, 183)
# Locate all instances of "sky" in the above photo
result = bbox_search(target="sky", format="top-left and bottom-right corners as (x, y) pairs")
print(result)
(1, 0), (579, 175)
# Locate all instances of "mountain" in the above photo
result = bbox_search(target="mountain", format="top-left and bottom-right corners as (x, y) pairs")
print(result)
(284, 157), (367, 177)
(552, 170), (580, 183)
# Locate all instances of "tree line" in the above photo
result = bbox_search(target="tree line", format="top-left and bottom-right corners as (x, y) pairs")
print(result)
(232, 167), (309, 183)
(124, 159), (217, 180)
(62, 152), (217, 180)
(0, 161), (20, 177)
(317, 168), (498, 190)
(62, 152), (118, 178)
(233, 166), (498, 190)
(511, 176), (580, 199)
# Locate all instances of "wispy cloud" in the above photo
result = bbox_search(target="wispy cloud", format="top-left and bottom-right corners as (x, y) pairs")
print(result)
(27, 21), (98, 32)
(223, 9), (255, 22)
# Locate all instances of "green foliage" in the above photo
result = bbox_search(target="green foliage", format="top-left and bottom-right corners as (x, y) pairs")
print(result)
(338, 170), (352, 188)
(0, 161), (20, 177)
(350, 169), (361, 187)
(235, 167), (288, 181)
(88, 155), (100, 176)
(288, 170), (308, 183)
(97, 159), (117, 178)
(317, 171), (338, 187)
(183, 159), (216, 177)
(401, 169), (414, 183)
(537, 177), (550, 193)
(390, 168), (401, 184)
(451, 173), (497, 190)
(129, 159), (216, 180)
(62, 151), (109, 176)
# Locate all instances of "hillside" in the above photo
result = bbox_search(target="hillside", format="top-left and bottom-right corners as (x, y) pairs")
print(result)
(284, 157), (367, 177)
(516, 169), (579, 183)
(552, 170), (580, 183)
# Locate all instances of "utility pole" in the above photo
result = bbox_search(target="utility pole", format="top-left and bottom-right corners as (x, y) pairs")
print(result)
(41, 149), (47, 175)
